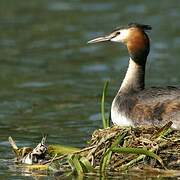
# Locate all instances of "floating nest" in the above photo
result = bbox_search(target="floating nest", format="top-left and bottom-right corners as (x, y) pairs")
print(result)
(85, 125), (180, 171)
(9, 123), (180, 177)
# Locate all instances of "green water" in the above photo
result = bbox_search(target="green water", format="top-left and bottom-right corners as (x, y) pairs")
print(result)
(0, 0), (179, 178)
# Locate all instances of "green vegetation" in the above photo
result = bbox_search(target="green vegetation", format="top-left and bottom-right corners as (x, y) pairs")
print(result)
(101, 81), (110, 129)
(48, 145), (80, 156)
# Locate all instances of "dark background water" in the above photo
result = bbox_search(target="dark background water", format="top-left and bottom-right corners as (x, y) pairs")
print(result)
(0, 0), (179, 178)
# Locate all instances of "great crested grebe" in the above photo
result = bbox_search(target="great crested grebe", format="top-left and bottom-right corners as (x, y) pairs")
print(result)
(88, 23), (180, 129)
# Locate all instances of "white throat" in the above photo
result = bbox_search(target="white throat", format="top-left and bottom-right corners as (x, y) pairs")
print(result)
(120, 58), (136, 90)
(119, 58), (145, 92)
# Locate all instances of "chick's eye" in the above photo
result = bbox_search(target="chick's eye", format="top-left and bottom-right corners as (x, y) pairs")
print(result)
(116, 32), (121, 35)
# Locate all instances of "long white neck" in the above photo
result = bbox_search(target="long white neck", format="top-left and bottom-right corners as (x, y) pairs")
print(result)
(119, 58), (145, 93)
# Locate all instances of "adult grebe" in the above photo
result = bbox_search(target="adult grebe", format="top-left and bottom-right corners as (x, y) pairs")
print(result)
(88, 23), (180, 129)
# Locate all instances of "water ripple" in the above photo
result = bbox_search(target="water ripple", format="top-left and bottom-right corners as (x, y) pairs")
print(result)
(81, 64), (109, 73)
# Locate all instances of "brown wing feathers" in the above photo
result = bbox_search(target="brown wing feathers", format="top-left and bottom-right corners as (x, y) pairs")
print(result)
(131, 97), (180, 126)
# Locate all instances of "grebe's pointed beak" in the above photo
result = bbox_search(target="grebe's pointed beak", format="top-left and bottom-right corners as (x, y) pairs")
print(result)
(87, 35), (111, 44)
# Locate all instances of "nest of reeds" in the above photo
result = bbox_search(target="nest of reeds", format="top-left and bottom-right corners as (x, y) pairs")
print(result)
(84, 124), (180, 171)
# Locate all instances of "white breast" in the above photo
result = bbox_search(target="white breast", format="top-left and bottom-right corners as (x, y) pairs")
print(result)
(111, 99), (134, 126)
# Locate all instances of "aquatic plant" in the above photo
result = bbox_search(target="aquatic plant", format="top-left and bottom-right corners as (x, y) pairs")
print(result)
(101, 80), (110, 129)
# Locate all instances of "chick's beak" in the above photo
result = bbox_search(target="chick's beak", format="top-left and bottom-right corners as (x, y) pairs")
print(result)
(87, 34), (112, 44)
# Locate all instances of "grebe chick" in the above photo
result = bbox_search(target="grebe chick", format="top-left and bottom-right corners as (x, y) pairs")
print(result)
(88, 23), (180, 129)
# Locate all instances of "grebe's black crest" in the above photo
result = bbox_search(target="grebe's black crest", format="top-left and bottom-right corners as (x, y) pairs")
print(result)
(128, 23), (152, 31)
(113, 23), (152, 32)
